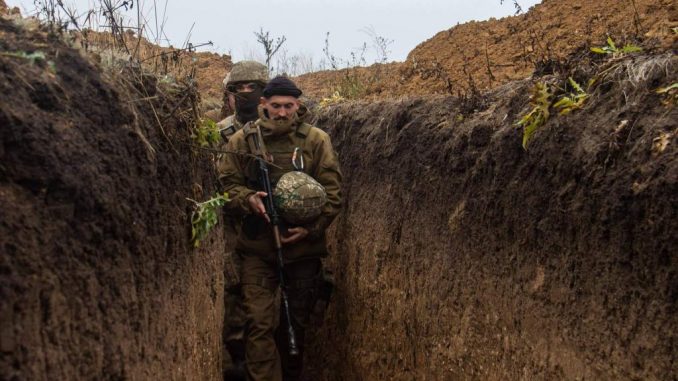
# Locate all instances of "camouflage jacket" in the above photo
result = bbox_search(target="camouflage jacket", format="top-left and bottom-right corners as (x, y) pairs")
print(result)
(217, 118), (342, 263)
(216, 114), (244, 142)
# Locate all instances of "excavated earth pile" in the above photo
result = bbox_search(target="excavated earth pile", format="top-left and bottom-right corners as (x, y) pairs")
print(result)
(0, 17), (225, 380)
(296, 0), (676, 100)
(305, 53), (677, 380)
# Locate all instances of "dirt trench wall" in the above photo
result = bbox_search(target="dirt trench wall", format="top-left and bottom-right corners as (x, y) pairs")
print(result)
(306, 56), (677, 380)
(0, 18), (224, 380)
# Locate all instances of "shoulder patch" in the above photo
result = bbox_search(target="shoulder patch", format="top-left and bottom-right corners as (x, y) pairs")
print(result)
(218, 116), (238, 140)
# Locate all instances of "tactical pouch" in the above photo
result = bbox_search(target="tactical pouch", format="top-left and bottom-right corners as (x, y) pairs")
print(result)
(223, 251), (241, 289)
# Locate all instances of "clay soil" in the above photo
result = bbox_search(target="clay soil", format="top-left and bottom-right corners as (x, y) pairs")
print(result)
(296, 0), (677, 100)
(305, 52), (677, 380)
(0, 16), (225, 380)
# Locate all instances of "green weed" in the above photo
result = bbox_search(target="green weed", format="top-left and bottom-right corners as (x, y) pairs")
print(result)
(516, 82), (552, 150)
(553, 77), (592, 115)
(656, 83), (677, 106)
(0, 50), (56, 72)
(319, 91), (346, 108)
(192, 118), (221, 147)
(188, 192), (229, 248)
(333, 70), (366, 99)
(591, 36), (642, 55)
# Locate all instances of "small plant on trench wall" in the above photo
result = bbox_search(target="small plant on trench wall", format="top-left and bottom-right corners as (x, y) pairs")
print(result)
(553, 77), (593, 115)
(516, 82), (552, 150)
(591, 36), (642, 55)
(656, 83), (677, 106)
(188, 192), (229, 248)
(0, 50), (56, 72)
(319, 91), (346, 108)
(192, 118), (222, 147)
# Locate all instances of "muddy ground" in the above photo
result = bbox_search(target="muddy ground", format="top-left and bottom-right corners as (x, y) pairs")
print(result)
(304, 54), (677, 380)
(0, 17), (225, 380)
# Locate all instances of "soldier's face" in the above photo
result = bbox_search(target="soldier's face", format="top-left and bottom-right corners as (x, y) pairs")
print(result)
(261, 95), (300, 120)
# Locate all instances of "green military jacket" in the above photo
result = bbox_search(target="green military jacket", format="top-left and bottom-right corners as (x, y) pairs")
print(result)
(217, 118), (342, 263)
(216, 114), (243, 142)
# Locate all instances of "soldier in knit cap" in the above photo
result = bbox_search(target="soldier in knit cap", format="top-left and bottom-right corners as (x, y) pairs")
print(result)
(218, 76), (342, 381)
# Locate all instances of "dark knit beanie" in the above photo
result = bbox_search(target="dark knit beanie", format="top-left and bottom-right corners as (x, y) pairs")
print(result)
(263, 76), (303, 98)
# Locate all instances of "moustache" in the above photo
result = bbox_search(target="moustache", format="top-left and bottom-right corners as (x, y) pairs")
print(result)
(273, 116), (291, 121)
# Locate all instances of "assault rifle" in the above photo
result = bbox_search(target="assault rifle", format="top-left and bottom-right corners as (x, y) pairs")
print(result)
(250, 126), (299, 356)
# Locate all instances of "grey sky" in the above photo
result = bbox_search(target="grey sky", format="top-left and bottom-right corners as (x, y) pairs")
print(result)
(8, 0), (542, 72)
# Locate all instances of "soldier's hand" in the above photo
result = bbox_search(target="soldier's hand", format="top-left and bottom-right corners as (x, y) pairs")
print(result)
(247, 191), (270, 223)
(280, 227), (308, 245)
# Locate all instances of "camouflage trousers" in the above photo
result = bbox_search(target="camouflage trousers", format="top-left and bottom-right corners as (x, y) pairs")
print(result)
(240, 254), (322, 381)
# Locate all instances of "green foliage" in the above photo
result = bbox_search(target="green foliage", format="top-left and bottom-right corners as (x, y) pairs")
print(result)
(319, 91), (346, 108)
(516, 82), (552, 150)
(553, 77), (592, 115)
(0, 50), (56, 73)
(591, 36), (642, 55)
(656, 83), (677, 106)
(334, 72), (366, 99)
(188, 192), (229, 248)
(192, 118), (222, 147)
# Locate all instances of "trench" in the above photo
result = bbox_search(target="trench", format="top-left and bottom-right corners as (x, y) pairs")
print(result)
(1, 11), (676, 380)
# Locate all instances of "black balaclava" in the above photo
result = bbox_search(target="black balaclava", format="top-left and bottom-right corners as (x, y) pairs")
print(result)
(233, 84), (263, 124)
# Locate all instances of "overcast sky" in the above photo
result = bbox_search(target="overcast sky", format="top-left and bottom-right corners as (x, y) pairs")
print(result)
(8, 0), (542, 71)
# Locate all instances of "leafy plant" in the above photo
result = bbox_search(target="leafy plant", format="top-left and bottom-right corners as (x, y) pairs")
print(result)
(591, 36), (642, 55)
(553, 77), (592, 115)
(192, 118), (221, 147)
(334, 72), (366, 99)
(656, 83), (677, 106)
(0, 50), (56, 72)
(516, 82), (552, 150)
(319, 91), (346, 108)
(188, 192), (229, 248)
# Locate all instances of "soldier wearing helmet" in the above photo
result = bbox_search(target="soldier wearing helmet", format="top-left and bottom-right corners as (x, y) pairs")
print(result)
(218, 60), (269, 381)
(217, 60), (269, 141)
(218, 76), (342, 381)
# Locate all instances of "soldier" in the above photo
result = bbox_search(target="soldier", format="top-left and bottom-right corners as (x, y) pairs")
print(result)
(218, 60), (268, 380)
(218, 76), (342, 381)
(217, 60), (269, 141)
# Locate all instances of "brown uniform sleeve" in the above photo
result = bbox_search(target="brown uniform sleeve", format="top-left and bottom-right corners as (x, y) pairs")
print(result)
(217, 134), (257, 215)
(304, 130), (343, 240)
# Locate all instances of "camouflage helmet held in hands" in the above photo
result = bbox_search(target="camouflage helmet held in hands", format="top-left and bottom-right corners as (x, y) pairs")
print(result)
(274, 171), (327, 225)
(223, 60), (269, 90)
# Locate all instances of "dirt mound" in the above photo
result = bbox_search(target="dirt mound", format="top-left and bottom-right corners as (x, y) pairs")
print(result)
(306, 52), (677, 379)
(81, 29), (232, 105)
(0, 16), (225, 380)
(296, 0), (676, 100)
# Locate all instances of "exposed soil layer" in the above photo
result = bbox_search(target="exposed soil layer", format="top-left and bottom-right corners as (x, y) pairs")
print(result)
(305, 53), (677, 380)
(73, 29), (232, 106)
(0, 17), (225, 380)
(296, 0), (676, 100)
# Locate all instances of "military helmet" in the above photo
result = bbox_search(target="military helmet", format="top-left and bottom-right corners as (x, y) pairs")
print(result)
(223, 61), (268, 90)
(274, 171), (327, 225)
